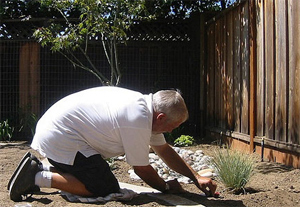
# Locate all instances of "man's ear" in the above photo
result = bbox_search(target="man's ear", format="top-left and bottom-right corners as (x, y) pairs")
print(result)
(157, 113), (166, 121)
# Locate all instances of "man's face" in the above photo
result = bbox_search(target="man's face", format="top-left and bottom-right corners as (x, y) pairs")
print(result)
(152, 112), (183, 134)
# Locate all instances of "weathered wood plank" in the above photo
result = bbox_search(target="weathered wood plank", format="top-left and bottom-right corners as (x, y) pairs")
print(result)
(240, 1), (250, 134)
(288, 0), (300, 145)
(199, 14), (206, 137)
(220, 16), (227, 129)
(274, 0), (287, 142)
(256, 0), (264, 137)
(264, 0), (275, 141)
(225, 12), (234, 130)
(207, 25), (215, 126)
(19, 43), (30, 110)
(233, 5), (242, 133)
(29, 42), (40, 115)
(215, 19), (221, 128)
(19, 42), (40, 115)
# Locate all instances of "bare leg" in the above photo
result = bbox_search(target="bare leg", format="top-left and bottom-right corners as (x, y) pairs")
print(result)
(51, 172), (93, 196)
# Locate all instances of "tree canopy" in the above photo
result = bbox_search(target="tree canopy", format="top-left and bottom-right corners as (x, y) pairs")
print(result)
(1, 0), (237, 20)
(33, 0), (157, 86)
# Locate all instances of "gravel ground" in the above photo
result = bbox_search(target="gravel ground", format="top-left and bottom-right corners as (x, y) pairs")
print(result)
(1, 143), (300, 207)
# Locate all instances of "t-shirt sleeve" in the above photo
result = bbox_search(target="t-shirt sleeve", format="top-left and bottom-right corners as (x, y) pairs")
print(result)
(119, 127), (151, 166)
(149, 133), (166, 146)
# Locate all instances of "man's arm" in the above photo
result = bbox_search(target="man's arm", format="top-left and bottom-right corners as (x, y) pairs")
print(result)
(151, 143), (217, 196)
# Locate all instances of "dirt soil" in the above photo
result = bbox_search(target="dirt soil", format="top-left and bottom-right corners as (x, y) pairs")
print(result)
(1, 143), (300, 207)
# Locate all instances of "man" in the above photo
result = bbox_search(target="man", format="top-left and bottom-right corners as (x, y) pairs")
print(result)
(8, 86), (217, 202)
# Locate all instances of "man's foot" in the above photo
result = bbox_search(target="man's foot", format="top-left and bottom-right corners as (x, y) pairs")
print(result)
(9, 157), (41, 201)
(7, 152), (31, 190)
(7, 152), (43, 192)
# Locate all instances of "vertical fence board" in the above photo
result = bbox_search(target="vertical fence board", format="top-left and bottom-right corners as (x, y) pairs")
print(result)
(200, 14), (206, 137)
(288, 0), (300, 145)
(207, 25), (215, 126)
(226, 12), (234, 130)
(220, 16), (227, 129)
(256, 0), (265, 137)
(19, 42), (40, 115)
(233, 6), (242, 132)
(19, 43), (30, 110)
(275, 0), (288, 142)
(215, 20), (221, 128)
(241, 1), (250, 134)
(264, 0), (275, 141)
(29, 43), (40, 115)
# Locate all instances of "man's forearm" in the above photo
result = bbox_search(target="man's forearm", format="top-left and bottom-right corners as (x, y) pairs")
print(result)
(151, 143), (217, 195)
(133, 165), (167, 192)
(152, 144), (200, 186)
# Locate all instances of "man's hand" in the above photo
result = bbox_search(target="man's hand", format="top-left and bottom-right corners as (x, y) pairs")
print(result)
(197, 176), (217, 196)
(151, 144), (218, 196)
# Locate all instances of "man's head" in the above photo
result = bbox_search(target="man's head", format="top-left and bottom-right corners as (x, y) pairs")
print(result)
(152, 89), (188, 134)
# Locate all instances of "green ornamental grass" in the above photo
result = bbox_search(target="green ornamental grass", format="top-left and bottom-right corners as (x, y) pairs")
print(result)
(210, 147), (256, 193)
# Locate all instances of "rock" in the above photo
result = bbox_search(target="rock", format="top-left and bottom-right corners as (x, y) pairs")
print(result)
(173, 147), (181, 153)
(167, 176), (175, 181)
(149, 153), (159, 160)
(195, 150), (204, 155)
(117, 155), (126, 160)
(128, 169), (134, 174)
(150, 163), (158, 170)
(128, 169), (140, 180)
(198, 164), (210, 171)
(198, 168), (214, 175)
(162, 174), (169, 179)
(162, 167), (169, 174)
(177, 177), (191, 184)
(186, 160), (193, 165)
(199, 171), (213, 178)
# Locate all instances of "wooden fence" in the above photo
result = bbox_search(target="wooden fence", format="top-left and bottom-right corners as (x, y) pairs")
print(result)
(202, 0), (300, 167)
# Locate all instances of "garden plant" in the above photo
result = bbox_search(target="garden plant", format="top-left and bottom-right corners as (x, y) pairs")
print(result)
(210, 146), (256, 194)
(0, 119), (14, 141)
(174, 135), (195, 147)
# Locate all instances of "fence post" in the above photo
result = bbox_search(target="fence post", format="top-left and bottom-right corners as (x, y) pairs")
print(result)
(249, 0), (257, 153)
(19, 42), (40, 116)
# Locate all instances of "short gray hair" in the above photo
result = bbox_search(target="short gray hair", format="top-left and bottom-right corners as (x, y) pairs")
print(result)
(153, 89), (189, 123)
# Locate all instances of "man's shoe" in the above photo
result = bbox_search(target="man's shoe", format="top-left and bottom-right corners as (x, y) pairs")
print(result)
(7, 152), (31, 190)
(8, 152), (43, 192)
(9, 158), (40, 202)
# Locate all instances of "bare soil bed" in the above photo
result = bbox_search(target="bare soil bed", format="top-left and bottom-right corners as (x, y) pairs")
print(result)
(1, 143), (300, 207)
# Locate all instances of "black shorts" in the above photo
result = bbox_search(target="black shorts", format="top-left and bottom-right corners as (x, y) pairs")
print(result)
(48, 152), (120, 197)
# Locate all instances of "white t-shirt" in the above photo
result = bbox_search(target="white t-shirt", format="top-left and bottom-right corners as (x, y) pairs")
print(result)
(31, 86), (166, 166)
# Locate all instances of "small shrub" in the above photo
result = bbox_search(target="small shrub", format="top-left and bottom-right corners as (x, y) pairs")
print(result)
(164, 125), (185, 144)
(174, 135), (194, 147)
(210, 147), (255, 193)
(0, 119), (14, 141)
